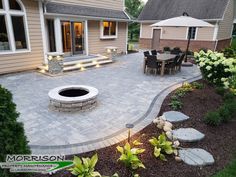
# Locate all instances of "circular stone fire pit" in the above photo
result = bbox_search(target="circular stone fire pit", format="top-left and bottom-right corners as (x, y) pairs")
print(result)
(48, 85), (98, 112)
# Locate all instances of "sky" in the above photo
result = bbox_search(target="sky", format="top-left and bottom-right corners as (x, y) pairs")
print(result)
(142, 0), (148, 3)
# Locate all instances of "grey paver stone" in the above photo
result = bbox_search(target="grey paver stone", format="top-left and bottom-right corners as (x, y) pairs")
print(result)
(172, 128), (205, 142)
(179, 148), (215, 166)
(163, 111), (190, 123)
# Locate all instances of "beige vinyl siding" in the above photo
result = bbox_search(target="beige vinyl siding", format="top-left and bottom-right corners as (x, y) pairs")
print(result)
(197, 27), (214, 41)
(217, 0), (234, 40)
(162, 27), (187, 40)
(51, 0), (124, 11)
(0, 0), (44, 75)
(140, 23), (153, 39)
(88, 21), (127, 55)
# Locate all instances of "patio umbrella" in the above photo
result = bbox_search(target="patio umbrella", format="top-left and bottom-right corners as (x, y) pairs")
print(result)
(151, 14), (214, 62)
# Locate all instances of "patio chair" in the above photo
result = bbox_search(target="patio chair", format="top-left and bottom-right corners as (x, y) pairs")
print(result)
(165, 55), (180, 74)
(146, 55), (160, 75)
(143, 51), (150, 57)
(176, 53), (185, 71)
(171, 47), (182, 55)
(151, 50), (158, 56)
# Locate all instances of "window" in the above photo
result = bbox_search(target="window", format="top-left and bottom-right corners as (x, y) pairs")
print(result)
(188, 27), (197, 40)
(0, 0), (3, 9)
(12, 16), (27, 49)
(0, 15), (10, 50)
(9, 0), (21, 10)
(101, 21), (117, 39)
(47, 19), (56, 52)
(0, 0), (29, 53)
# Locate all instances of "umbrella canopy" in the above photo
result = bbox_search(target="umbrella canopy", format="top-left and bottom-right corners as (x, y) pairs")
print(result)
(151, 16), (214, 27)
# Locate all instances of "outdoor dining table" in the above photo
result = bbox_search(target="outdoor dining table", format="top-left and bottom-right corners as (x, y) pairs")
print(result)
(144, 53), (176, 76)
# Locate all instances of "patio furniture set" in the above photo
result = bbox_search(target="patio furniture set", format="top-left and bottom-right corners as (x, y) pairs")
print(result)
(143, 49), (185, 76)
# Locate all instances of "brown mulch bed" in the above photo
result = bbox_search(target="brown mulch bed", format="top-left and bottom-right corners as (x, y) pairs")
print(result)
(33, 80), (236, 177)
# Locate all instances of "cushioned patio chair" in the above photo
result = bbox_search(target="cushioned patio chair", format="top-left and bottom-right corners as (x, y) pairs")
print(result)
(165, 55), (180, 74)
(146, 55), (160, 75)
(143, 51), (150, 57)
(151, 50), (158, 56)
(176, 53), (185, 72)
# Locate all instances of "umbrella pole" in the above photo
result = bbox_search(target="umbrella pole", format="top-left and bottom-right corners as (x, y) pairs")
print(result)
(185, 35), (191, 62)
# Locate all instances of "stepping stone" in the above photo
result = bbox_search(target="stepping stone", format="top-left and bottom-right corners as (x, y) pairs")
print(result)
(179, 148), (214, 166)
(163, 111), (189, 123)
(172, 128), (205, 142)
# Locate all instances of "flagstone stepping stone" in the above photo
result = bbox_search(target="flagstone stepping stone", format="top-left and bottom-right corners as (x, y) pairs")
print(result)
(179, 148), (214, 166)
(163, 111), (189, 123)
(172, 128), (205, 142)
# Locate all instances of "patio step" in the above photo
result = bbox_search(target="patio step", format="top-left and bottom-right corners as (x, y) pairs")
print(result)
(37, 55), (112, 74)
(64, 59), (112, 72)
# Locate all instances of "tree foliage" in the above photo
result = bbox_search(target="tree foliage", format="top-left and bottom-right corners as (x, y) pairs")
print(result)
(125, 0), (144, 41)
(0, 85), (31, 177)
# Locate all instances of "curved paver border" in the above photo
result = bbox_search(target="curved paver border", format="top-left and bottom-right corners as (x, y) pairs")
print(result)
(31, 75), (202, 155)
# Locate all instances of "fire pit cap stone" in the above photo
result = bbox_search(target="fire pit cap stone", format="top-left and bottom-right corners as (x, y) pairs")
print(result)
(48, 85), (99, 104)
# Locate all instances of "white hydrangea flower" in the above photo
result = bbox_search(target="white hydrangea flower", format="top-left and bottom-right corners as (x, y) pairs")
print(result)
(206, 66), (212, 70)
(208, 73), (212, 78)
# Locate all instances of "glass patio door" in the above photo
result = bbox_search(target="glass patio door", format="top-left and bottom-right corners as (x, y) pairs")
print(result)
(61, 21), (84, 56)
(72, 22), (84, 55)
(61, 21), (72, 56)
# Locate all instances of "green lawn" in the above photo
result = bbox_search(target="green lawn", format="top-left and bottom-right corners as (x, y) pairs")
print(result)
(212, 159), (236, 177)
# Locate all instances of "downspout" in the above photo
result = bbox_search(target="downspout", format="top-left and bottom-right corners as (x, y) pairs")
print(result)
(213, 21), (219, 51)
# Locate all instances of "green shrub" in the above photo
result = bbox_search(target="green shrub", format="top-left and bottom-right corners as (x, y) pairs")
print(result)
(204, 111), (222, 126)
(223, 92), (235, 102)
(224, 101), (236, 117)
(222, 47), (236, 58)
(194, 50), (236, 87)
(216, 87), (226, 96)
(218, 105), (231, 122)
(163, 46), (171, 52)
(169, 100), (183, 110)
(0, 85), (31, 177)
(149, 133), (175, 161)
(192, 82), (204, 89)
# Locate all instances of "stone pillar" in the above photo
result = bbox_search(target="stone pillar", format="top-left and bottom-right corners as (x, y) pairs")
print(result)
(47, 52), (64, 75)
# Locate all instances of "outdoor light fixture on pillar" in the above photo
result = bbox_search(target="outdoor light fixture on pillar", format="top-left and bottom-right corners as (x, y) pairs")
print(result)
(125, 123), (134, 143)
(47, 52), (64, 75)
(105, 46), (118, 60)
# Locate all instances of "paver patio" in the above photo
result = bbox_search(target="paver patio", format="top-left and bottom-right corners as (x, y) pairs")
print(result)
(0, 53), (201, 154)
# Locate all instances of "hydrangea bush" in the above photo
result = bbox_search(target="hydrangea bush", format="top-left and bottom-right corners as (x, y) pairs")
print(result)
(194, 50), (236, 90)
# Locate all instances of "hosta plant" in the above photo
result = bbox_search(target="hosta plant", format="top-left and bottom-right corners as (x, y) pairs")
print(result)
(68, 154), (101, 177)
(117, 142), (145, 172)
(149, 133), (175, 161)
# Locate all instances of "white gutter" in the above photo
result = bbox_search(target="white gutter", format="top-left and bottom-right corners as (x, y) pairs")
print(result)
(44, 13), (131, 22)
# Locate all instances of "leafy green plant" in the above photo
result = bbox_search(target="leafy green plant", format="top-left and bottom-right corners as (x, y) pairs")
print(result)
(195, 50), (236, 87)
(222, 47), (236, 58)
(169, 100), (183, 110)
(116, 142), (145, 176)
(102, 173), (119, 177)
(223, 92), (235, 102)
(0, 85), (31, 177)
(216, 87), (226, 96)
(204, 111), (222, 126)
(224, 100), (236, 117)
(149, 133), (175, 161)
(192, 82), (204, 89)
(69, 154), (101, 177)
(218, 105), (231, 122)
(163, 46), (171, 52)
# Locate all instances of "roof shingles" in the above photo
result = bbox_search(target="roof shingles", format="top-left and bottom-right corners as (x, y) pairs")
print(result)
(138, 0), (230, 21)
(46, 2), (129, 20)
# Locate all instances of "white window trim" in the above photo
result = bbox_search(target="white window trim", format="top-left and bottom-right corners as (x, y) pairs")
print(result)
(186, 27), (198, 40)
(0, 0), (31, 55)
(100, 21), (118, 39)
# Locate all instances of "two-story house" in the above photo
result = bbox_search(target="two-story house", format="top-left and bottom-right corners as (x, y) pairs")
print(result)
(0, 0), (130, 74)
(138, 0), (235, 52)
